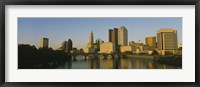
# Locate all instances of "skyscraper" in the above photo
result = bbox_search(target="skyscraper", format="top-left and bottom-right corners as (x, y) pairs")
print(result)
(66, 39), (73, 53)
(85, 31), (94, 48)
(156, 28), (178, 55)
(84, 31), (96, 53)
(109, 29), (113, 42)
(40, 37), (49, 48)
(108, 28), (118, 46)
(108, 28), (118, 52)
(145, 36), (156, 48)
(118, 26), (128, 46)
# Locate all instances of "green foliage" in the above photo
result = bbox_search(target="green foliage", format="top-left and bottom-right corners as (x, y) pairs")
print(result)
(18, 44), (71, 69)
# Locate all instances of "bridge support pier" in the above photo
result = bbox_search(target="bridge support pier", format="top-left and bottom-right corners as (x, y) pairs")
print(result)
(72, 55), (77, 60)
(103, 54), (107, 59)
(84, 55), (87, 60)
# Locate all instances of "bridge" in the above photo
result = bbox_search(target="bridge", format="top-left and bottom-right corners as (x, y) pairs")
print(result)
(66, 53), (127, 60)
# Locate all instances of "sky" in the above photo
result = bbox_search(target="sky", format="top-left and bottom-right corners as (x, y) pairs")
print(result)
(18, 17), (182, 50)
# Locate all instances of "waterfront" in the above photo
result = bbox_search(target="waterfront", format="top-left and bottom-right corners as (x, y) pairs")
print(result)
(18, 18), (182, 69)
(55, 56), (181, 69)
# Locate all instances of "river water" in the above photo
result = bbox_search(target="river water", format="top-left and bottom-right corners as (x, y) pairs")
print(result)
(55, 56), (181, 69)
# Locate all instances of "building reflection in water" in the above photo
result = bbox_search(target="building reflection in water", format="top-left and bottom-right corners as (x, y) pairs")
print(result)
(57, 56), (179, 69)
(119, 58), (132, 69)
(99, 59), (114, 69)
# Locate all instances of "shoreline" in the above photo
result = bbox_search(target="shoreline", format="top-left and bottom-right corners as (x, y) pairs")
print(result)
(125, 54), (182, 60)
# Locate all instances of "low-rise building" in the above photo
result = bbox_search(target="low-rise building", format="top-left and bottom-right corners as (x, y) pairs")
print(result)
(100, 42), (115, 53)
(120, 46), (136, 53)
(134, 45), (154, 54)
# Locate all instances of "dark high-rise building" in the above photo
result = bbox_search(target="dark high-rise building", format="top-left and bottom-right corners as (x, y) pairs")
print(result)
(108, 28), (118, 52)
(66, 39), (73, 53)
(109, 29), (113, 42)
(109, 28), (118, 46)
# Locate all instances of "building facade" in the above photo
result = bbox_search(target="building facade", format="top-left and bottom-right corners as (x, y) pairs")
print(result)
(40, 37), (49, 48)
(118, 26), (128, 46)
(100, 42), (115, 53)
(145, 36), (156, 48)
(120, 46), (136, 53)
(156, 28), (178, 55)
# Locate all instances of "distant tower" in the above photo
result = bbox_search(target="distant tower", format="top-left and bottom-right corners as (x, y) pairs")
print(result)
(40, 37), (49, 48)
(118, 26), (128, 46)
(66, 39), (73, 53)
(84, 31), (96, 53)
(87, 31), (94, 48)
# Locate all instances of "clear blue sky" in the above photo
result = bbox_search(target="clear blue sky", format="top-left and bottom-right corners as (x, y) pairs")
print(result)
(18, 17), (182, 50)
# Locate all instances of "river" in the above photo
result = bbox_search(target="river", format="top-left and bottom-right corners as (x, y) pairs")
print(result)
(55, 56), (181, 69)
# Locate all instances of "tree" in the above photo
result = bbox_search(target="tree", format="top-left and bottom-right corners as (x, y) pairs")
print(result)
(151, 50), (158, 55)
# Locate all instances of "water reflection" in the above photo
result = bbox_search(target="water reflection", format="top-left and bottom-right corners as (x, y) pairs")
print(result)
(56, 57), (180, 69)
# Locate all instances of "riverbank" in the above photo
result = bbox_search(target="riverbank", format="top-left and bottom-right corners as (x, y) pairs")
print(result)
(126, 54), (182, 67)
(126, 55), (154, 59)
(18, 44), (71, 69)
(156, 56), (182, 66)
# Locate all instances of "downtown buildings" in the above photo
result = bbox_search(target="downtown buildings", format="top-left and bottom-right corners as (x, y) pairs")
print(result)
(39, 27), (179, 55)
(103, 27), (178, 55)
(108, 26), (128, 46)
(57, 39), (73, 52)
(105, 26), (128, 53)
(83, 26), (129, 53)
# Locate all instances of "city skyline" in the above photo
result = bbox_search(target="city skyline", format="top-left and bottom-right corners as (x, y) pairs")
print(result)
(18, 17), (182, 49)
